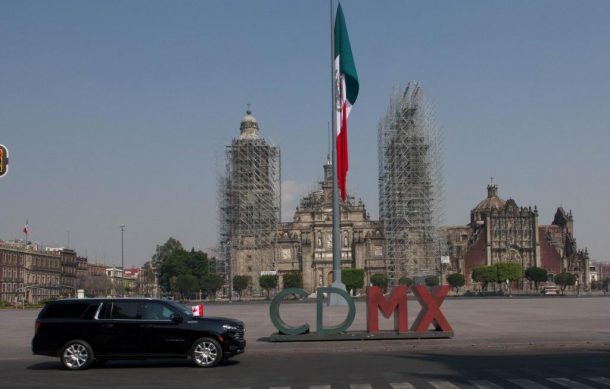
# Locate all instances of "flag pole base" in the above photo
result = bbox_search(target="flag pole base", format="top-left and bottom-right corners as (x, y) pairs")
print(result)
(328, 281), (347, 306)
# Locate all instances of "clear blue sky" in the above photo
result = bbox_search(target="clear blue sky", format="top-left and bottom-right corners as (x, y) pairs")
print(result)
(1, 0), (609, 267)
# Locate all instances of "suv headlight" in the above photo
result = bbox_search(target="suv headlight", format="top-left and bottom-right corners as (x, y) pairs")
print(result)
(222, 324), (238, 331)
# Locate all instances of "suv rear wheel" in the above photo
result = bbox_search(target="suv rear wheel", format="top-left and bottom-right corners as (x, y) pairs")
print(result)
(190, 337), (223, 367)
(60, 340), (94, 370)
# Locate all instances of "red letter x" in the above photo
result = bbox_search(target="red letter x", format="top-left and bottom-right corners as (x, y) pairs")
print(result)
(411, 285), (452, 333)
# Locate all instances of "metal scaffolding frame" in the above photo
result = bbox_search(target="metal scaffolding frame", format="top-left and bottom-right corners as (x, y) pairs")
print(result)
(378, 82), (445, 284)
(217, 112), (281, 293)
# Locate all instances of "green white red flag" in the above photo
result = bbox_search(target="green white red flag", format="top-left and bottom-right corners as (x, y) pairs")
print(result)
(334, 3), (359, 201)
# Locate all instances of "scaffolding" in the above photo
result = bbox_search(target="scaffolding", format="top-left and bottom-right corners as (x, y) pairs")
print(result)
(217, 110), (281, 293)
(378, 82), (445, 284)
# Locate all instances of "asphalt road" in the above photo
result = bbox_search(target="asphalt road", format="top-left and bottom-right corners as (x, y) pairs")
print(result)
(1, 296), (609, 388)
(1, 348), (609, 388)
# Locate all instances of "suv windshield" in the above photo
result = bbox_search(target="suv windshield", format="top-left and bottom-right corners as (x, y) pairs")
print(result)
(165, 300), (193, 318)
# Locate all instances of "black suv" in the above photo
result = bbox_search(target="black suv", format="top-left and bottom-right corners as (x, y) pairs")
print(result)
(32, 298), (245, 370)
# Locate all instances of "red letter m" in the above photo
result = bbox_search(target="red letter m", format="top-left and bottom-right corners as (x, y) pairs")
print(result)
(366, 285), (408, 333)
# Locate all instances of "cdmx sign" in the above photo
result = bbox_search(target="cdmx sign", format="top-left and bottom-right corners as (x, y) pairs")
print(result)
(269, 285), (453, 341)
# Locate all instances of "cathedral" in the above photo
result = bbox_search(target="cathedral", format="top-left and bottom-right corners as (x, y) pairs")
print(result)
(219, 110), (384, 295)
(220, 110), (590, 296)
(272, 157), (386, 292)
(446, 182), (590, 288)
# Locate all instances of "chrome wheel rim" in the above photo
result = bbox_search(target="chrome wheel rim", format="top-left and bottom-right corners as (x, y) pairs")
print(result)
(193, 341), (218, 366)
(63, 344), (88, 369)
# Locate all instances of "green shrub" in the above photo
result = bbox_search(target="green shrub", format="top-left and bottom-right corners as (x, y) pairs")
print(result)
(525, 266), (548, 290)
(342, 268), (365, 294)
(232, 275), (251, 299)
(554, 272), (577, 295)
(283, 271), (303, 289)
(370, 273), (388, 291)
(259, 274), (279, 299)
(425, 275), (440, 287)
(398, 277), (414, 287)
(446, 273), (465, 293)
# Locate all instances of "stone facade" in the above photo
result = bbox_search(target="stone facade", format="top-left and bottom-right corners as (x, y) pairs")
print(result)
(0, 241), (78, 304)
(446, 183), (590, 287)
(273, 159), (386, 292)
(232, 158), (385, 295)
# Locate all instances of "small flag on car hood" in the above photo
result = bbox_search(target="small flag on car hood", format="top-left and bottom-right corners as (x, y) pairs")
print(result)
(191, 304), (204, 317)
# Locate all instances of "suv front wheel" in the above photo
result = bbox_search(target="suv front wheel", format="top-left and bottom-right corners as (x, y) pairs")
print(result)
(190, 337), (223, 368)
(60, 340), (94, 370)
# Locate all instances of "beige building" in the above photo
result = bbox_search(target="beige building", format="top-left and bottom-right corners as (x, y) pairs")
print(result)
(274, 158), (385, 292)
(232, 158), (385, 294)
(0, 241), (78, 304)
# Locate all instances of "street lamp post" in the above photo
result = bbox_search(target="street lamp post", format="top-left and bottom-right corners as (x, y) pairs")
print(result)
(120, 224), (126, 297)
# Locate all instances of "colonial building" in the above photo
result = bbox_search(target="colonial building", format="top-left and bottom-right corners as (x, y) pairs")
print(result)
(221, 112), (593, 294)
(446, 183), (590, 288)
(0, 241), (78, 304)
(273, 158), (386, 292)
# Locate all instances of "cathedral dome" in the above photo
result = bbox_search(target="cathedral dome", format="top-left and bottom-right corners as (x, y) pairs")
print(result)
(239, 109), (259, 139)
(473, 183), (505, 212)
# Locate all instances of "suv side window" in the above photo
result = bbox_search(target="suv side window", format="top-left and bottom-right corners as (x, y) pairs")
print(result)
(99, 301), (140, 320)
(41, 303), (90, 319)
(111, 301), (140, 319)
(142, 302), (174, 321)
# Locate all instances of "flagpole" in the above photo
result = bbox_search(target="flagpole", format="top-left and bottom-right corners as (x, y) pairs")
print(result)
(330, 0), (346, 305)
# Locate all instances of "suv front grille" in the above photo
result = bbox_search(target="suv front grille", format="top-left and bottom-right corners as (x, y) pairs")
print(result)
(232, 325), (245, 341)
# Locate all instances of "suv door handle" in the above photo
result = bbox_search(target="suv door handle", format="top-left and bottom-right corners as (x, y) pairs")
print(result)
(102, 323), (114, 328)
(140, 324), (153, 328)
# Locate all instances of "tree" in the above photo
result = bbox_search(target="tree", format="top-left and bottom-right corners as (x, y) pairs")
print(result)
(425, 275), (440, 287)
(495, 262), (523, 294)
(525, 266), (548, 290)
(495, 262), (523, 284)
(282, 271), (303, 289)
(554, 272), (577, 295)
(155, 240), (209, 293)
(232, 275), (250, 300)
(446, 273), (465, 294)
(138, 261), (156, 297)
(259, 275), (278, 299)
(174, 274), (199, 299)
(151, 238), (184, 269)
(603, 277), (610, 293)
(200, 274), (225, 299)
(472, 265), (497, 291)
(342, 268), (365, 295)
(398, 277), (414, 287)
(370, 273), (388, 292)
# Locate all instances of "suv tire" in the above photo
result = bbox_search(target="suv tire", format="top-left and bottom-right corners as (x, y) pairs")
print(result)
(60, 340), (94, 370)
(190, 337), (223, 368)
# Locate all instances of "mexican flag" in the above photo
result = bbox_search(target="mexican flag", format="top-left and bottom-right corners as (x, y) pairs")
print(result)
(334, 3), (359, 202)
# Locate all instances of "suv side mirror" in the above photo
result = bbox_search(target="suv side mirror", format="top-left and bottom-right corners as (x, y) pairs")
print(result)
(170, 313), (182, 323)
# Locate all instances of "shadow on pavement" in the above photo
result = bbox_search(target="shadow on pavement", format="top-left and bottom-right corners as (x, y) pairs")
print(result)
(374, 349), (610, 380)
(27, 358), (240, 370)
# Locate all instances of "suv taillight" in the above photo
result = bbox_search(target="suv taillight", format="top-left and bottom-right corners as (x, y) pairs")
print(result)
(35, 320), (41, 334)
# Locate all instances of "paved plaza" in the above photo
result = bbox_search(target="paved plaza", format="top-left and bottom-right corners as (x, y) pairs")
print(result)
(1, 295), (609, 388)
(1, 295), (609, 359)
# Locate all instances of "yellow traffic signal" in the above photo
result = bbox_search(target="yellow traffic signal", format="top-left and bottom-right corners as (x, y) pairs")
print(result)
(0, 144), (8, 177)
